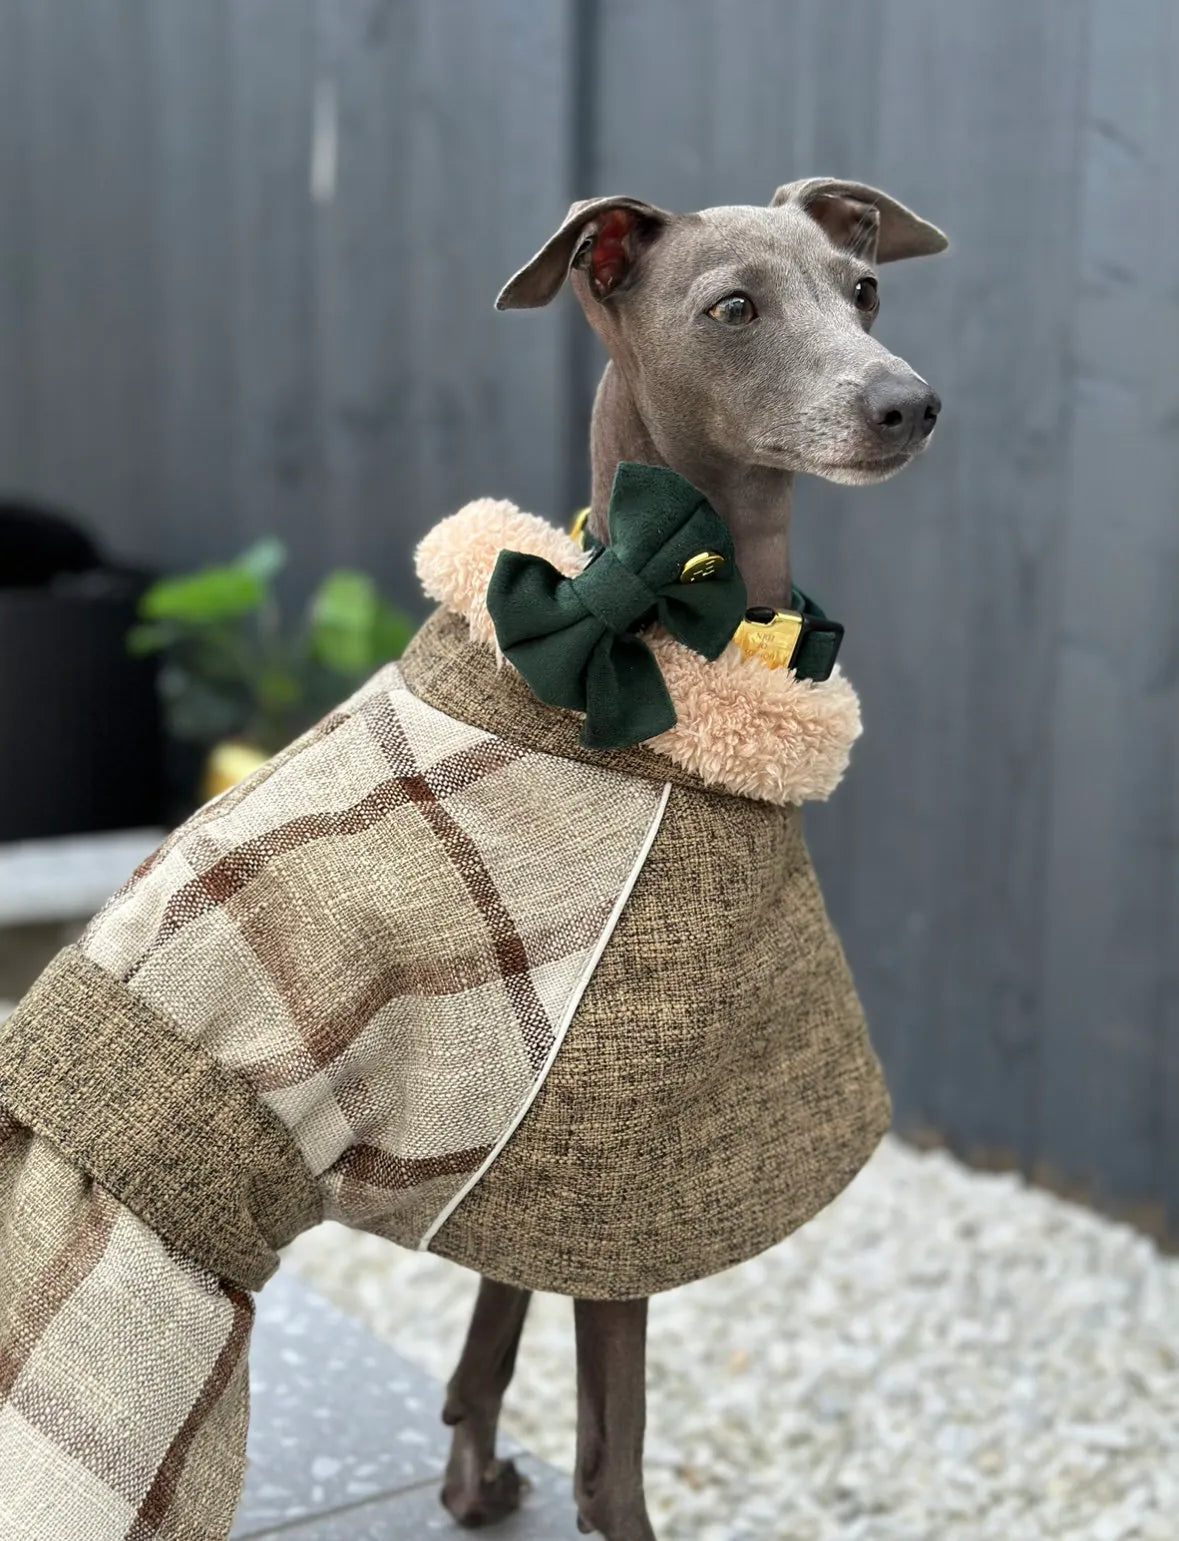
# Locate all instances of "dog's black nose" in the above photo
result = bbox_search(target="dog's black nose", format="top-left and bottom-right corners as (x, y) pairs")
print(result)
(862, 376), (941, 447)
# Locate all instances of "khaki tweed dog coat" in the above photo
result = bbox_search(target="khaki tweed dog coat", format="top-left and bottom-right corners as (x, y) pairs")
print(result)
(0, 497), (889, 1539)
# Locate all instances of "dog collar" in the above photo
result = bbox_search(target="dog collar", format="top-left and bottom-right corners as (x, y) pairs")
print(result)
(571, 506), (844, 682)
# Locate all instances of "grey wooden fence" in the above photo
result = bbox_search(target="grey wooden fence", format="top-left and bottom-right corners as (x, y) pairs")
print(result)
(1, 0), (1176, 1235)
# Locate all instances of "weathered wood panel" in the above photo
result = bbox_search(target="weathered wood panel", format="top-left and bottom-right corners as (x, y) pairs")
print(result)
(0, 0), (1176, 1229)
(854, 0), (1090, 1177)
(308, 0), (576, 613)
(1038, 0), (1179, 1229)
(0, 0), (161, 552)
(224, 0), (326, 600)
(0, 0), (574, 614)
(146, 1), (241, 570)
(0, 1), (36, 483)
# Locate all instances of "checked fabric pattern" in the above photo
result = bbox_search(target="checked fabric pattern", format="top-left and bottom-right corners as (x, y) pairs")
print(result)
(0, 1125), (252, 1540)
(79, 661), (668, 1245)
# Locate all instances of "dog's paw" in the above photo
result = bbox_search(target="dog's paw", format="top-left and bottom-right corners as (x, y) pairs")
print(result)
(442, 1457), (529, 1528)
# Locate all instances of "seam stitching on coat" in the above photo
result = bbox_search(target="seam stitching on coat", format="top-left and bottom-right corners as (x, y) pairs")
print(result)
(416, 778), (672, 1250)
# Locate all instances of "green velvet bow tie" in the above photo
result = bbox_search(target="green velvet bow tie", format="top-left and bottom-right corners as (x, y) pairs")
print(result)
(486, 462), (748, 750)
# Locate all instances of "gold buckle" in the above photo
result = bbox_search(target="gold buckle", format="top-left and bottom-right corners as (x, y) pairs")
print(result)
(569, 507), (591, 545)
(732, 610), (804, 670)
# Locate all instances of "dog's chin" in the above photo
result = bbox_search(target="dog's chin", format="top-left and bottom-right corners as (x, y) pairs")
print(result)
(752, 436), (931, 484)
(812, 451), (914, 486)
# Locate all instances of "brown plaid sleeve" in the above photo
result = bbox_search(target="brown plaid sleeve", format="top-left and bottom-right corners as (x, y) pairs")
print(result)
(0, 1119), (251, 1540)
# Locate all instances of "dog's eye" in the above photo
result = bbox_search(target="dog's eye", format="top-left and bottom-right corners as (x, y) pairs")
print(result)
(707, 293), (757, 325)
(853, 276), (879, 313)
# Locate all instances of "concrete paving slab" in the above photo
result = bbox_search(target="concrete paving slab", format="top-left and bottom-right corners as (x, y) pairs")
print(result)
(232, 1272), (452, 1536)
(232, 1272), (568, 1540)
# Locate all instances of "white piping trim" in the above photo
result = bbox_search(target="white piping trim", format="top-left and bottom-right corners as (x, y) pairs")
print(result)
(417, 779), (673, 1251)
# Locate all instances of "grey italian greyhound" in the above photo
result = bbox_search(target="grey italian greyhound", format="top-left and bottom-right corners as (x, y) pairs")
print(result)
(438, 177), (947, 1541)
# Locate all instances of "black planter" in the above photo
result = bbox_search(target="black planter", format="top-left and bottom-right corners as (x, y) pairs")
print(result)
(0, 566), (164, 842)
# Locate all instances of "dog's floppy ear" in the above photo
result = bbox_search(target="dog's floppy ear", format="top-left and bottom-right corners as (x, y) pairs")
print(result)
(496, 196), (673, 310)
(771, 177), (948, 263)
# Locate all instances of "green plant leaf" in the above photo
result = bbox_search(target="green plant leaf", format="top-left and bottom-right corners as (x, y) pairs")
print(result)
(371, 600), (415, 662)
(132, 538), (414, 758)
(255, 664), (301, 713)
(126, 621), (178, 657)
(308, 570), (381, 675)
(140, 566), (265, 624)
(236, 537), (287, 584)
(308, 571), (415, 676)
(312, 570), (378, 627)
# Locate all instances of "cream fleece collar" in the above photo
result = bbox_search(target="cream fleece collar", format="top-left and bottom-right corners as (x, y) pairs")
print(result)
(415, 499), (862, 805)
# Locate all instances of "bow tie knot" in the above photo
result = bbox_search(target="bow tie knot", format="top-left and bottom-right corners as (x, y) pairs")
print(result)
(486, 463), (748, 750)
(573, 547), (659, 633)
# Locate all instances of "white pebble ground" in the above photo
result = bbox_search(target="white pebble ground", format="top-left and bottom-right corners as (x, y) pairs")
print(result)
(283, 1136), (1179, 1540)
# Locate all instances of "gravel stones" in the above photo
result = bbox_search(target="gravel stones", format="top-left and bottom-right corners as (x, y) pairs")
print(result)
(285, 1135), (1179, 1540)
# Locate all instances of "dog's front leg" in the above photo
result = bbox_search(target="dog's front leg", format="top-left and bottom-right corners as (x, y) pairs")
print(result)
(441, 1276), (532, 1526)
(573, 1297), (657, 1541)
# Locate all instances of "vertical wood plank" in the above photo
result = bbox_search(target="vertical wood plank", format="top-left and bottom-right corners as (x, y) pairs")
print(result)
(0, 0), (38, 490)
(311, 0), (575, 614)
(308, 0), (420, 604)
(405, 0), (575, 537)
(9, 0), (162, 561)
(145, 0), (240, 571)
(224, 0), (323, 596)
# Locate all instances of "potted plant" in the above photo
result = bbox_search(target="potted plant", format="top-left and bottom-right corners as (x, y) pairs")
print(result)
(0, 500), (163, 841)
(128, 539), (415, 805)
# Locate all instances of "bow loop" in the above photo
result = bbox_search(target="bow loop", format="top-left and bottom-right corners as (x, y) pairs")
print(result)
(486, 464), (747, 750)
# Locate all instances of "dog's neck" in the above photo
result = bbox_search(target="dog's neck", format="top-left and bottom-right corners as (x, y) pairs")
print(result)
(588, 362), (795, 611)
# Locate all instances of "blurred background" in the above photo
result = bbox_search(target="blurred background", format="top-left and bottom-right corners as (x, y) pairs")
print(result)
(1, 0), (1176, 1248)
